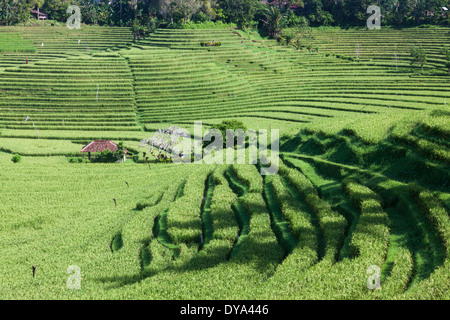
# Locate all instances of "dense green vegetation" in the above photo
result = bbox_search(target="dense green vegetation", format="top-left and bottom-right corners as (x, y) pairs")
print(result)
(2, 0), (450, 30)
(0, 23), (448, 300)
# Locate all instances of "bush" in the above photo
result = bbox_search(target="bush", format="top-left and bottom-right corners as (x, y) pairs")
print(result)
(68, 157), (89, 163)
(11, 154), (21, 163)
(200, 41), (222, 47)
(91, 142), (126, 163)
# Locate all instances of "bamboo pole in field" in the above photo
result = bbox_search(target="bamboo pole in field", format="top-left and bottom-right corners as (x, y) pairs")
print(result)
(25, 116), (39, 138)
(386, 106), (390, 139)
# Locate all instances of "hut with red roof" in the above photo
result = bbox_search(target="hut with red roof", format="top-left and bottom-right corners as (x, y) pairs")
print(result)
(31, 9), (48, 20)
(81, 140), (127, 162)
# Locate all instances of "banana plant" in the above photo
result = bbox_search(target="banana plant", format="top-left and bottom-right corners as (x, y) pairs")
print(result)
(263, 6), (286, 40)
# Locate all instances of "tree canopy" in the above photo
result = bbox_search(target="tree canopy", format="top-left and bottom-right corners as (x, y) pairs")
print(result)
(1, 0), (449, 28)
(410, 45), (427, 72)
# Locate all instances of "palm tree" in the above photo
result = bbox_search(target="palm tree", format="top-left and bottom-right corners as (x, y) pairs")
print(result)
(263, 6), (285, 40)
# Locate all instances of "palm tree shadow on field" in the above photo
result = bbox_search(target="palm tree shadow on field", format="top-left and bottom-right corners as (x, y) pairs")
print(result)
(95, 200), (284, 290)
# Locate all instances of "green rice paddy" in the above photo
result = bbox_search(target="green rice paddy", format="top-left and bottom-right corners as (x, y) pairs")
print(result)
(0, 25), (448, 300)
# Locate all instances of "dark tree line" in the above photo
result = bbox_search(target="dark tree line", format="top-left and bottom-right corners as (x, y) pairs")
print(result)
(1, 0), (449, 29)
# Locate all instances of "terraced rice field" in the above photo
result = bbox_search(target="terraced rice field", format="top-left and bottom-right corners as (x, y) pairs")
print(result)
(0, 25), (448, 300)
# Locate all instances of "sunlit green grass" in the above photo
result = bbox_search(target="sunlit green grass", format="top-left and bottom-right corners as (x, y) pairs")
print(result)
(0, 33), (36, 53)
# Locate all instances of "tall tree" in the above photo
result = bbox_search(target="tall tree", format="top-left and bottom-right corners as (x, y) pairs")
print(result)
(1, 0), (46, 25)
(42, 0), (72, 21)
(291, 21), (313, 50)
(343, 0), (371, 24)
(34, 0), (45, 17)
(410, 45), (427, 72)
(263, 5), (286, 39)
(201, 0), (216, 20)
(0, 0), (23, 25)
(304, 0), (333, 25)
